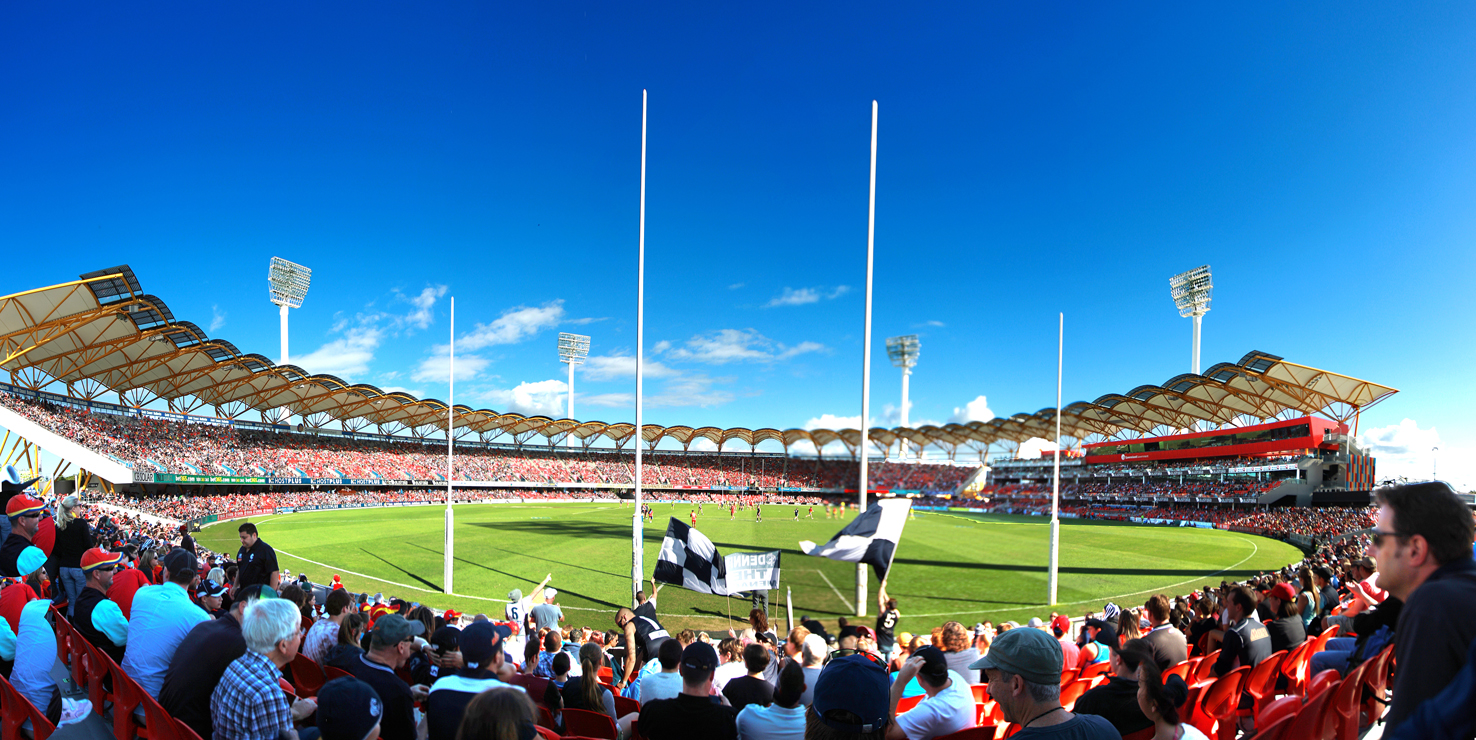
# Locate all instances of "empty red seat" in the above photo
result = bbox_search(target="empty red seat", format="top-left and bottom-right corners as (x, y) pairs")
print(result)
(1194, 664), (1248, 740)
(1059, 677), (1093, 711)
(1256, 695), (1301, 730)
(1327, 663), (1367, 740)
(563, 708), (618, 740)
(290, 653), (327, 698)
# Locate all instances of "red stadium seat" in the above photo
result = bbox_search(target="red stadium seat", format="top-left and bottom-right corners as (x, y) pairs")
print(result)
(969, 684), (990, 703)
(1307, 669), (1340, 699)
(1243, 650), (1287, 718)
(173, 718), (205, 740)
(1193, 651), (1220, 685)
(1284, 683), (1335, 740)
(612, 693), (640, 718)
(537, 705), (558, 731)
(1194, 665), (1248, 740)
(1059, 678), (1093, 711)
(1277, 641), (1311, 696)
(324, 666), (353, 682)
(1078, 661), (1112, 680)
(1252, 714), (1295, 740)
(1256, 695), (1302, 730)
(290, 653), (327, 698)
(1163, 659), (1192, 683)
(563, 709), (618, 740)
(0, 672), (56, 740)
(533, 727), (560, 740)
(1327, 663), (1367, 740)
(1058, 668), (1078, 686)
(897, 694), (924, 713)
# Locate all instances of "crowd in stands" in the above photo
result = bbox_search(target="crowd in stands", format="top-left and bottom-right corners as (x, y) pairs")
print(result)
(974, 478), (1280, 501)
(3, 456), (1475, 739)
(1, 391), (977, 492)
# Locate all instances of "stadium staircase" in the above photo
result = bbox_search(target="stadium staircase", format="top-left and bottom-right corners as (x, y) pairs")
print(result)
(1257, 479), (1313, 507)
(0, 403), (134, 486)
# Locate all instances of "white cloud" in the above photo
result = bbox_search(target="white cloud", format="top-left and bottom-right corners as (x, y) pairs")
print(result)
(667, 329), (826, 365)
(209, 305), (226, 333)
(923, 320), (945, 328)
(648, 375), (734, 408)
(581, 355), (677, 382)
(581, 392), (634, 409)
(728, 283), (744, 290)
(459, 301), (565, 350)
(403, 285), (447, 330)
(567, 317), (608, 326)
(763, 285), (850, 308)
(1360, 418), (1471, 490)
(412, 349), (492, 383)
(293, 324), (383, 379)
(472, 379), (568, 417)
(1018, 437), (1061, 459)
(950, 395), (996, 424)
(805, 413), (862, 430)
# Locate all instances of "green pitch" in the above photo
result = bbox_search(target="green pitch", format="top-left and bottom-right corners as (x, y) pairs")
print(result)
(197, 502), (1302, 635)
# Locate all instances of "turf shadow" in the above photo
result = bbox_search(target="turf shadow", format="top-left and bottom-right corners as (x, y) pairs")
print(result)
(400, 541), (625, 611)
(360, 548), (442, 592)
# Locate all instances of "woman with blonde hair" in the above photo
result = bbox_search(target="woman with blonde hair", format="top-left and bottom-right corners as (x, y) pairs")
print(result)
(940, 620), (981, 683)
(51, 495), (92, 617)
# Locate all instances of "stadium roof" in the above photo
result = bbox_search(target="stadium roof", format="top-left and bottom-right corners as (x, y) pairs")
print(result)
(0, 267), (1399, 458)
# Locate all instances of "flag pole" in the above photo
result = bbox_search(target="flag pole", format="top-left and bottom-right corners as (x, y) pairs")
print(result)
(1048, 312), (1062, 605)
(856, 99), (878, 619)
(632, 89), (648, 607)
(444, 297), (455, 595)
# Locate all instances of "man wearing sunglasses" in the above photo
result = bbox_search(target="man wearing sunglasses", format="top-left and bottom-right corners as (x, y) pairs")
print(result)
(1371, 481), (1476, 735)
(0, 494), (46, 578)
(73, 547), (128, 664)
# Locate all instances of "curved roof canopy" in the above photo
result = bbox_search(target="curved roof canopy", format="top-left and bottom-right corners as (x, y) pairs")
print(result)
(0, 267), (1399, 457)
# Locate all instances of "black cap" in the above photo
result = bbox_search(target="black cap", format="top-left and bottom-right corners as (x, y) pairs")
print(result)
(460, 621), (511, 672)
(680, 641), (719, 681)
(316, 677), (383, 740)
(162, 547), (198, 578)
(912, 645), (949, 682)
(430, 625), (461, 653)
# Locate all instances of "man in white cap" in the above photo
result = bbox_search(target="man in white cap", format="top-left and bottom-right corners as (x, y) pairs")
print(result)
(530, 587), (564, 633)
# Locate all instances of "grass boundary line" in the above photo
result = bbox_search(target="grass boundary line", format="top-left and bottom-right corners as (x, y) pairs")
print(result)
(813, 568), (855, 613)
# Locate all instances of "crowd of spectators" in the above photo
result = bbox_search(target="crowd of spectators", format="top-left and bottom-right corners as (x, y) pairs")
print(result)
(1, 391), (978, 492)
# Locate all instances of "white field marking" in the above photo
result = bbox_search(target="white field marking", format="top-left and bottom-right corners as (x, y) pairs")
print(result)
(900, 535), (1263, 618)
(813, 568), (855, 613)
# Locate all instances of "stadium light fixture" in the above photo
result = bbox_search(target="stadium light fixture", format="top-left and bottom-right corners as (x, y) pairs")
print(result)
(558, 333), (591, 446)
(885, 334), (920, 457)
(268, 257), (312, 365)
(1169, 265), (1212, 374)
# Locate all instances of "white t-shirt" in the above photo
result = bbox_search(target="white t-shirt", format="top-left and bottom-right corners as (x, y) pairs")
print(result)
(1176, 723), (1210, 740)
(714, 660), (747, 692)
(895, 671), (976, 740)
(506, 596), (533, 659)
(640, 671), (684, 703)
(736, 703), (805, 740)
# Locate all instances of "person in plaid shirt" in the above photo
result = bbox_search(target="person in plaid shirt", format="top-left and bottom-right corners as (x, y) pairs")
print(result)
(211, 597), (317, 740)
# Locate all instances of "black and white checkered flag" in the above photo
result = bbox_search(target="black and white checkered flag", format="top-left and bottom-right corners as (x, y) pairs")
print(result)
(653, 518), (729, 595)
(800, 498), (911, 581)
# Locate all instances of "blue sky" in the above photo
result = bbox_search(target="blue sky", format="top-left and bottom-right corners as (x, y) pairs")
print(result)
(3, 3), (1474, 485)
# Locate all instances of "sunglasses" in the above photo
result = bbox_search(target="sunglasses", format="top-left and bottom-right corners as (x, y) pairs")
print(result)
(1370, 530), (1407, 548)
(20, 512), (41, 520)
(93, 566), (117, 573)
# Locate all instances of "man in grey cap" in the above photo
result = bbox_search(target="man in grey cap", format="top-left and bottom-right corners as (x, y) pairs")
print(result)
(343, 614), (429, 740)
(970, 627), (1117, 738)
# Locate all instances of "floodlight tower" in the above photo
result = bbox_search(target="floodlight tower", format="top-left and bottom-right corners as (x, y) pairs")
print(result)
(268, 257), (312, 365)
(886, 335), (920, 457)
(1169, 265), (1212, 374)
(558, 333), (590, 443)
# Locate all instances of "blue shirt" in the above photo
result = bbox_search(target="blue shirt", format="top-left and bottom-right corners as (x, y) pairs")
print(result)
(122, 581), (210, 697)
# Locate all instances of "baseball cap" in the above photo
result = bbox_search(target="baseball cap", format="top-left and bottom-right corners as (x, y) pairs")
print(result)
(316, 677), (384, 740)
(235, 583), (276, 604)
(5, 494), (44, 519)
(912, 645), (949, 682)
(973, 622), (990, 636)
(680, 641), (719, 681)
(459, 621), (511, 671)
(1026, 617), (1045, 629)
(430, 626), (462, 653)
(162, 548), (198, 578)
(969, 625), (1064, 685)
(197, 579), (227, 599)
(1356, 556), (1377, 571)
(1267, 583), (1297, 602)
(81, 547), (123, 572)
(443, 609), (463, 622)
(508, 588), (523, 601)
(16, 546), (46, 577)
(1050, 615), (1071, 635)
(854, 625), (876, 641)
(370, 614), (425, 649)
(812, 654), (891, 733)
(544, 588), (557, 600)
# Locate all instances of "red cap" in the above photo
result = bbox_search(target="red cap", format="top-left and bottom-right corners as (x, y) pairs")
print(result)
(443, 609), (462, 620)
(1051, 614), (1071, 634)
(5, 494), (44, 519)
(1268, 582), (1298, 602)
(81, 547), (124, 572)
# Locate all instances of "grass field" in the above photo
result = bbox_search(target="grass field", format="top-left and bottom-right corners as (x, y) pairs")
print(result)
(197, 502), (1303, 635)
